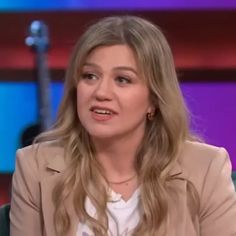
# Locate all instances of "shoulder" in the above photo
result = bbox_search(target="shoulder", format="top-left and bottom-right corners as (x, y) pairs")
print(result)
(178, 141), (229, 173)
(15, 141), (65, 176)
(11, 141), (66, 235)
(178, 141), (236, 234)
(177, 141), (232, 194)
(18, 140), (64, 156)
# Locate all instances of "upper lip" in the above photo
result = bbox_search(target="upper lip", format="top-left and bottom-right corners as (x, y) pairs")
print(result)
(90, 105), (118, 114)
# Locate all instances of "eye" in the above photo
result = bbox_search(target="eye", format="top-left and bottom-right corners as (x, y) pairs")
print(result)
(81, 72), (97, 81)
(115, 76), (131, 85)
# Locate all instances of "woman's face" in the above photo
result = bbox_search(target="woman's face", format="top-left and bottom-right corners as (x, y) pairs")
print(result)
(77, 44), (153, 141)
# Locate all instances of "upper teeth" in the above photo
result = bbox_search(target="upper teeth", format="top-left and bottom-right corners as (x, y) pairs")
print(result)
(94, 109), (112, 114)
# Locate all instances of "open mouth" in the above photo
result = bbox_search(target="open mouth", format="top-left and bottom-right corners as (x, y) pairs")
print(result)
(90, 106), (116, 121)
(92, 108), (113, 115)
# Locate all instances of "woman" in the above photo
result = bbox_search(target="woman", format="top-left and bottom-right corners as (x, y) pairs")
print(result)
(10, 16), (236, 236)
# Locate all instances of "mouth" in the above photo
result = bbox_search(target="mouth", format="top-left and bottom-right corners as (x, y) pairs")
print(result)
(90, 106), (117, 115)
(92, 108), (113, 115)
(89, 106), (117, 121)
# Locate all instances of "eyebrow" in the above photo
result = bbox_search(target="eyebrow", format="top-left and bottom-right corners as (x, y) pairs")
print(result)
(83, 62), (138, 75)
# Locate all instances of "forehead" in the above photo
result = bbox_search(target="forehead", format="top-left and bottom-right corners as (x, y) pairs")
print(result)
(84, 45), (138, 68)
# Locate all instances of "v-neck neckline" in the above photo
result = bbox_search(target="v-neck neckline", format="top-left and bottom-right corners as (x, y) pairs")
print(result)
(107, 188), (140, 207)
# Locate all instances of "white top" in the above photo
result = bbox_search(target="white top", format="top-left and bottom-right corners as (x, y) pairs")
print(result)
(76, 189), (141, 236)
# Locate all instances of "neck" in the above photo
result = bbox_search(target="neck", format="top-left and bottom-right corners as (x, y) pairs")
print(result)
(92, 131), (144, 179)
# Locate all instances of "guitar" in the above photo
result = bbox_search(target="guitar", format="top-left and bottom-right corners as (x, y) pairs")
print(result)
(21, 20), (52, 147)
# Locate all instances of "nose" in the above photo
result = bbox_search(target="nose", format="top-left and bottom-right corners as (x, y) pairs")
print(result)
(94, 77), (113, 101)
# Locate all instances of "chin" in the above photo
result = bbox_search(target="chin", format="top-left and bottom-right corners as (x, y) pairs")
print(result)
(88, 131), (115, 140)
(87, 127), (124, 141)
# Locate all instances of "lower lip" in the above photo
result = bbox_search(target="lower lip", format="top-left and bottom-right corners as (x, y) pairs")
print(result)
(91, 111), (114, 121)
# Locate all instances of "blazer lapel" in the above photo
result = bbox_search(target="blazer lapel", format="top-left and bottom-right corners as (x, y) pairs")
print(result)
(40, 151), (78, 236)
(167, 160), (199, 236)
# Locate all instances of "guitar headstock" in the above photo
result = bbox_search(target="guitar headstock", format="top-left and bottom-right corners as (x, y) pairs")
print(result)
(25, 20), (50, 53)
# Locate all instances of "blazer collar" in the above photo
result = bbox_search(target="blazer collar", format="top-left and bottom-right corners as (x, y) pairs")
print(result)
(169, 160), (185, 178)
(46, 153), (66, 172)
(45, 148), (186, 179)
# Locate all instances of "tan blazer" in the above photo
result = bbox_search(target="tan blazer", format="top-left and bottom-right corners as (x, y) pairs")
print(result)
(10, 141), (236, 236)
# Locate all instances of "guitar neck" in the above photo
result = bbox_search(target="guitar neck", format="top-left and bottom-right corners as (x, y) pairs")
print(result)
(36, 50), (51, 131)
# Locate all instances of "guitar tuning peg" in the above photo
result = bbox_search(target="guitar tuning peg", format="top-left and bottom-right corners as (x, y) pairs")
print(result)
(25, 36), (34, 47)
(25, 20), (50, 52)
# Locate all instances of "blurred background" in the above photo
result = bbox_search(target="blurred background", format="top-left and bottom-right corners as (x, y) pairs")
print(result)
(0, 0), (236, 205)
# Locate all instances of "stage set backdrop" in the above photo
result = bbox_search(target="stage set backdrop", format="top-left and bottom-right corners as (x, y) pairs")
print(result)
(0, 0), (236, 173)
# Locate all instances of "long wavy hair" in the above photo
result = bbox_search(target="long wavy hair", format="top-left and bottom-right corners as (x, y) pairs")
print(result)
(36, 15), (199, 235)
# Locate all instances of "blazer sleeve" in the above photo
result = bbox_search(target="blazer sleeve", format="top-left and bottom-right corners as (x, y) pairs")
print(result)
(10, 148), (43, 236)
(200, 148), (236, 236)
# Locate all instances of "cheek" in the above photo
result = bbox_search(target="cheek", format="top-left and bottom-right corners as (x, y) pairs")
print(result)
(122, 90), (151, 113)
(76, 83), (90, 105)
(76, 86), (88, 116)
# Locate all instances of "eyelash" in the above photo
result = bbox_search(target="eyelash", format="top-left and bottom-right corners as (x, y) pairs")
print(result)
(81, 72), (97, 80)
(81, 72), (132, 85)
(115, 76), (131, 84)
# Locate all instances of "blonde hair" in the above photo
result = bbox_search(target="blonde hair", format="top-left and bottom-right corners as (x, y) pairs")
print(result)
(36, 15), (199, 235)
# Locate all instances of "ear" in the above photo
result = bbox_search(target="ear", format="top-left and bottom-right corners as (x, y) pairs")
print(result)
(147, 104), (156, 114)
(147, 105), (156, 121)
